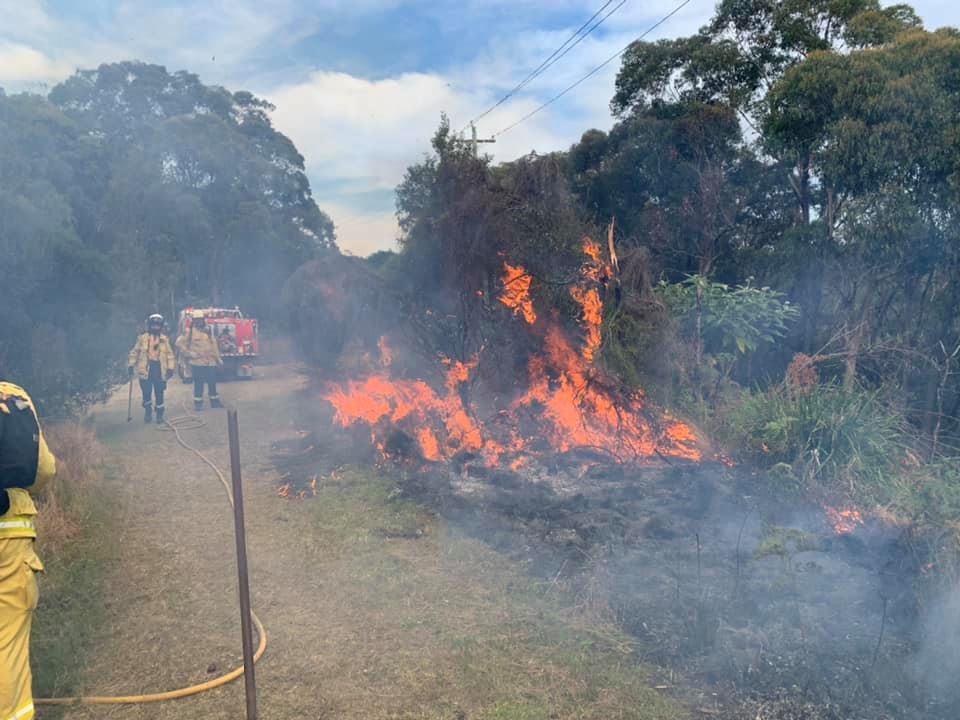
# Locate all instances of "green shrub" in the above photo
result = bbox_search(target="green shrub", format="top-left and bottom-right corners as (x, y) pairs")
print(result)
(730, 382), (906, 502)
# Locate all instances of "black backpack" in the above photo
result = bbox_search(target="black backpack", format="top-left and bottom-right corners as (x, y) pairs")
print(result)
(0, 394), (40, 491)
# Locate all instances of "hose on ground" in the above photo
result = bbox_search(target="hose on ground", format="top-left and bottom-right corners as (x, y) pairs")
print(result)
(36, 399), (267, 706)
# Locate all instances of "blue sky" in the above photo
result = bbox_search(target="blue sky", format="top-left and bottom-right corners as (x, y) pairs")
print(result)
(2, 1), (959, 255)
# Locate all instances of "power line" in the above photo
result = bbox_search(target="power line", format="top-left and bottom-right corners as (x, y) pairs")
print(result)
(467, 0), (626, 129)
(493, 0), (693, 138)
(514, 1), (629, 99)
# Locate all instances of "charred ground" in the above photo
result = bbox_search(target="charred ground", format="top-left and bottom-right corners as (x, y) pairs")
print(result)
(274, 384), (942, 719)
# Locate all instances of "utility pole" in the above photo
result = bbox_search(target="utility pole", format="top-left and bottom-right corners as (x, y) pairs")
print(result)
(470, 122), (496, 158)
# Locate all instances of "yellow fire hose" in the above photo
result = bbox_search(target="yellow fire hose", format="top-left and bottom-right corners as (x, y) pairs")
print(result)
(37, 403), (268, 706)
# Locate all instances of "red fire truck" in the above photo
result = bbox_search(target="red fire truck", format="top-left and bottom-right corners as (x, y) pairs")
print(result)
(176, 307), (259, 381)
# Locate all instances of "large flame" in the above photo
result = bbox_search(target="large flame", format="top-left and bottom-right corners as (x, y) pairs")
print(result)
(513, 325), (699, 461)
(326, 369), (489, 463)
(324, 254), (701, 467)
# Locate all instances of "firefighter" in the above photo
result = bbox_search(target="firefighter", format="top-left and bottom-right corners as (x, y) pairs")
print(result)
(177, 312), (224, 410)
(217, 326), (237, 355)
(0, 381), (57, 720)
(128, 313), (176, 423)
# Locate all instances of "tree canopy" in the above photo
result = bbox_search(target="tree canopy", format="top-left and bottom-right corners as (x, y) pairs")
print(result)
(0, 61), (335, 410)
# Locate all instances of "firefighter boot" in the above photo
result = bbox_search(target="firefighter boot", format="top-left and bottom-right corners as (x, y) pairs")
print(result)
(194, 398), (204, 411)
(210, 396), (223, 409)
(143, 403), (153, 423)
(155, 405), (165, 424)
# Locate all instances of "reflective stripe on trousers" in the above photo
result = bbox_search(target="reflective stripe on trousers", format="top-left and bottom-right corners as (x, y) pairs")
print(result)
(4, 702), (34, 720)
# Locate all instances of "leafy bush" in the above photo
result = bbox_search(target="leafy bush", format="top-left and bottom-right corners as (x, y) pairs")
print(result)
(646, 276), (800, 425)
(658, 276), (800, 357)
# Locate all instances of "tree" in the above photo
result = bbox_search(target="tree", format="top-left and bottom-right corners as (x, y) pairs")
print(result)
(0, 62), (338, 409)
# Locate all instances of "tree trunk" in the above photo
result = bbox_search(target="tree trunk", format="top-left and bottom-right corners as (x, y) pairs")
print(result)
(843, 319), (866, 390)
(843, 278), (874, 391)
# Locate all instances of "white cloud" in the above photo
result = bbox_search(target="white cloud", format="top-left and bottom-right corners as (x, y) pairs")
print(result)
(0, 1), (55, 36)
(268, 70), (568, 179)
(3, 0), (959, 259)
(267, 68), (579, 254)
(0, 42), (72, 86)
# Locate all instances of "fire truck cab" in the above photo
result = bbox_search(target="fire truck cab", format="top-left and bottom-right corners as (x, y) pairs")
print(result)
(176, 306), (259, 381)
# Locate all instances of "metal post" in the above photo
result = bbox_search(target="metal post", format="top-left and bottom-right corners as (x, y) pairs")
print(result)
(227, 409), (258, 720)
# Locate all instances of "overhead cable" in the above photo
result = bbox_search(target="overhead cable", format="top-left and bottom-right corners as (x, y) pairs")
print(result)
(493, 0), (693, 138)
(467, 0), (627, 129)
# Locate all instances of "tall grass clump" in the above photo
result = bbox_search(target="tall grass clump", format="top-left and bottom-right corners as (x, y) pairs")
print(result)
(31, 422), (113, 700)
(731, 382), (907, 503)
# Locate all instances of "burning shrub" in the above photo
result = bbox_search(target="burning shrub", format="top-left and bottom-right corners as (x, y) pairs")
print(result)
(321, 244), (704, 470)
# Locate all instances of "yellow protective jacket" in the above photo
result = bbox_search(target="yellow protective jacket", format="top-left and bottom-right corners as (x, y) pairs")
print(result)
(176, 329), (223, 367)
(0, 382), (56, 540)
(128, 332), (176, 379)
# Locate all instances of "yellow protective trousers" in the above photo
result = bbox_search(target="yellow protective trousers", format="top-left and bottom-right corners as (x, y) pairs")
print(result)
(0, 539), (41, 720)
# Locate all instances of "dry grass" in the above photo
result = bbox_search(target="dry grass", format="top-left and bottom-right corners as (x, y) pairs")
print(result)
(30, 421), (115, 701)
(35, 422), (103, 553)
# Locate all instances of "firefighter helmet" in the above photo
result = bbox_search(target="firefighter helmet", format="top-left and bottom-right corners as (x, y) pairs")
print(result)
(147, 313), (164, 331)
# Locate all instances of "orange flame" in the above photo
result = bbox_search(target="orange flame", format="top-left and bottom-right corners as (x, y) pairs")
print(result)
(326, 356), (492, 462)
(513, 325), (700, 461)
(500, 263), (537, 324)
(570, 286), (603, 362)
(825, 507), (864, 534)
(570, 238), (613, 362)
(324, 257), (701, 468)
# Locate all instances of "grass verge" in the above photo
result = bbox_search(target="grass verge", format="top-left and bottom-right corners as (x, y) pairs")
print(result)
(30, 422), (115, 701)
(305, 467), (685, 720)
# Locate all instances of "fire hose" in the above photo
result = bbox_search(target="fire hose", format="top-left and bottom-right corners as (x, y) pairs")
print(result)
(36, 401), (267, 706)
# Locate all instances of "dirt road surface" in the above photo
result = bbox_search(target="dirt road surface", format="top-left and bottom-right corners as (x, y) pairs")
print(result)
(59, 363), (329, 719)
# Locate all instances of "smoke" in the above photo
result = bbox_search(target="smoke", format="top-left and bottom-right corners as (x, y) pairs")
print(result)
(913, 579), (960, 706)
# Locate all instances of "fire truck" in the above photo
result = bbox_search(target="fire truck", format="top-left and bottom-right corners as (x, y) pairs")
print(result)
(176, 307), (259, 381)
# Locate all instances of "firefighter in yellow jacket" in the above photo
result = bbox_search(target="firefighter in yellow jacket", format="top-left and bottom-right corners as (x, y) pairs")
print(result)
(0, 381), (57, 720)
(176, 312), (224, 410)
(128, 313), (176, 423)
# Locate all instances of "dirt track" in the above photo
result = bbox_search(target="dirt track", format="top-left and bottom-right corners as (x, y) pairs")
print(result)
(59, 362), (338, 718)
